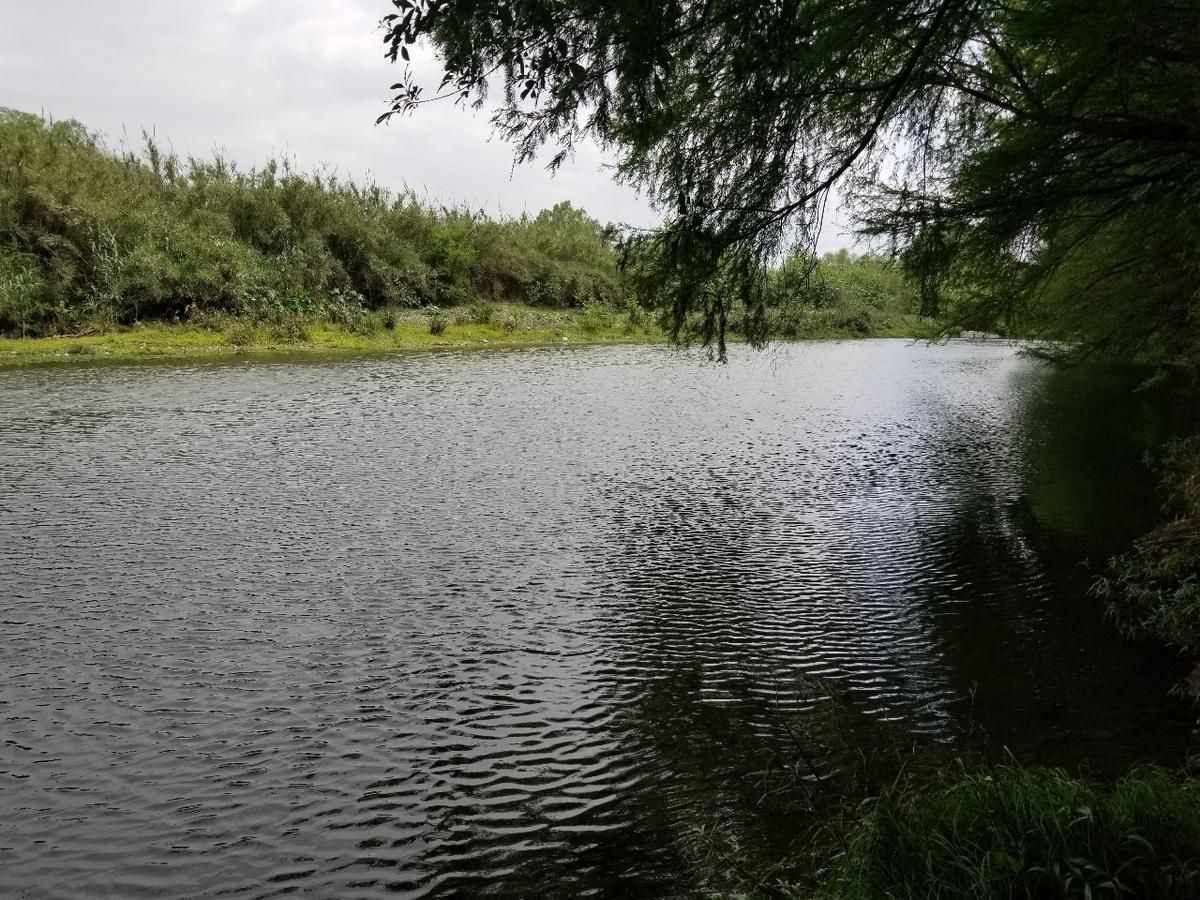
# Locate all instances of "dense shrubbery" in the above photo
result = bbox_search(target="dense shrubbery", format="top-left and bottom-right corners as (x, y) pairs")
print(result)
(758, 248), (928, 339)
(0, 108), (932, 343)
(0, 108), (626, 337)
(816, 766), (1200, 900)
(1094, 436), (1200, 698)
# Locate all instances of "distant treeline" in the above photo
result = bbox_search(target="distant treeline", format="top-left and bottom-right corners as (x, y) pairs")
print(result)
(0, 108), (924, 339)
(760, 248), (923, 339)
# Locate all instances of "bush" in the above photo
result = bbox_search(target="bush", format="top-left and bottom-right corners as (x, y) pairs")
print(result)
(498, 309), (520, 335)
(1093, 435), (1200, 697)
(763, 249), (917, 340)
(223, 320), (257, 348)
(578, 299), (614, 333)
(819, 766), (1200, 900)
(346, 309), (382, 337)
(466, 301), (493, 325)
(265, 314), (310, 343)
(0, 247), (48, 336)
(426, 306), (447, 336)
(0, 108), (630, 336)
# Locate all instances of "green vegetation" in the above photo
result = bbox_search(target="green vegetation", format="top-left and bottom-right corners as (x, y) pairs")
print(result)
(763, 249), (935, 340)
(0, 304), (663, 367)
(385, 0), (1199, 360)
(0, 107), (932, 358)
(0, 107), (625, 338)
(1095, 436), (1200, 700)
(814, 766), (1200, 900)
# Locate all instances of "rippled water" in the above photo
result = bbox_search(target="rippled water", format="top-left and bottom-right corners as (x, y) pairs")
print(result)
(1, 341), (1194, 898)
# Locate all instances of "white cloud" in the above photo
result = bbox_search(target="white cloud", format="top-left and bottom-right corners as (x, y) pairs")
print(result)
(0, 0), (852, 247)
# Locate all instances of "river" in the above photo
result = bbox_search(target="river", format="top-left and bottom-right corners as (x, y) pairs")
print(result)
(1, 340), (1194, 898)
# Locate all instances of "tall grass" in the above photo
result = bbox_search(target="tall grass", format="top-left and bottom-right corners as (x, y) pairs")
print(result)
(0, 107), (929, 342)
(815, 766), (1200, 900)
(0, 108), (626, 337)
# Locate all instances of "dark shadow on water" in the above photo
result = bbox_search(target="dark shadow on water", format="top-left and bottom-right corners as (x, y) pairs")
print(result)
(583, 351), (1199, 889)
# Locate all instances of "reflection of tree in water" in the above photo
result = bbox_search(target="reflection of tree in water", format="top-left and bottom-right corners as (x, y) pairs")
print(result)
(912, 362), (1196, 771)
(587, 456), (969, 887)
(910, 486), (1193, 771)
(1014, 361), (1190, 560)
(584, 358), (1198, 886)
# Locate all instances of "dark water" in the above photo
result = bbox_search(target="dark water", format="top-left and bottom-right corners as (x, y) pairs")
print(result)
(0, 341), (1194, 898)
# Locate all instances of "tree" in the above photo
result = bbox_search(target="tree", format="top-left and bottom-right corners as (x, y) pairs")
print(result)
(380, 0), (1200, 359)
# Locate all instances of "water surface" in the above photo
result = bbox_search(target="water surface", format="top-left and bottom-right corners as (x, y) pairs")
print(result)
(1, 341), (1193, 898)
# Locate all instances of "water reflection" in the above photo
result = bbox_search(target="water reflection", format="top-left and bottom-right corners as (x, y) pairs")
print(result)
(0, 342), (1194, 899)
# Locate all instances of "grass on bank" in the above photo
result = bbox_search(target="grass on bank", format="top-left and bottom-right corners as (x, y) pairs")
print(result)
(811, 765), (1200, 900)
(0, 303), (939, 367)
(0, 306), (653, 366)
(800, 436), (1200, 900)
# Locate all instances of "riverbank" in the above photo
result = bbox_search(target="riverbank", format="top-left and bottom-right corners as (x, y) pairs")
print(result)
(810, 764), (1200, 900)
(1095, 435), (1200, 702)
(0, 320), (655, 367)
(0, 308), (939, 367)
(792, 436), (1200, 899)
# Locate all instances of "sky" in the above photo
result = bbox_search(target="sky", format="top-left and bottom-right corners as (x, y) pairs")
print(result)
(0, 0), (851, 249)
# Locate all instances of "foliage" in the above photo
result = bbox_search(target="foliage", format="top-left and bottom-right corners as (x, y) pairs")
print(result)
(426, 305), (447, 335)
(577, 298), (614, 333)
(1094, 436), (1200, 696)
(766, 249), (924, 338)
(1158, 436), (1200, 519)
(0, 108), (625, 337)
(813, 765), (1200, 900)
(497, 308), (520, 334)
(383, 0), (1200, 361)
(0, 303), (676, 366)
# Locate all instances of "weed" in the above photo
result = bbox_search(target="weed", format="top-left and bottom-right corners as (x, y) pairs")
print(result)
(265, 315), (310, 343)
(578, 299), (614, 333)
(498, 309), (520, 335)
(467, 301), (494, 325)
(816, 766), (1200, 900)
(427, 306), (447, 336)
(223, 320), (257, 349)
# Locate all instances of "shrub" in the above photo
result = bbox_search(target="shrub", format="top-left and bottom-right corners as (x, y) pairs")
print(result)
(833, 307), (872, 335)
(818, 766), (1200, 900)
(498, 309), (520, 335)
(0, 108), (631, 335)
(1093, 435), (1200, 697)
(466, 301), (493, 325)
(346, 309), (382, 337)
(426, 306), (447, 336)
(0, 247), (49, 336)
(223, 320), (257, 348)
(578, 299), (614, 333)
(265, 314), (310, 343)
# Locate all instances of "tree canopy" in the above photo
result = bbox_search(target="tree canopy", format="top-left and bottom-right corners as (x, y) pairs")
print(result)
(380, 0), (1200, 360)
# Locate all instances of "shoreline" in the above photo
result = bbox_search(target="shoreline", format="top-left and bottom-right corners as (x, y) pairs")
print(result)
(0, 322), (663, 369)
(0, 317), (939, 369)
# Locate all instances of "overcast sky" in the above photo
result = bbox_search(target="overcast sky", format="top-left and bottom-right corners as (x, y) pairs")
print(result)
(1, 0), (851, 249)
